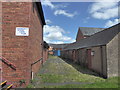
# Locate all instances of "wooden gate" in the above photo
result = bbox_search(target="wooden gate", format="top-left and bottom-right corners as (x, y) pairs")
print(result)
(87, 49), (92, 69)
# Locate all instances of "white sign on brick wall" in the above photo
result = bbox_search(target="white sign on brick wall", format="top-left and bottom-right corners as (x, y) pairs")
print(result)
(16, 27), (29, 36)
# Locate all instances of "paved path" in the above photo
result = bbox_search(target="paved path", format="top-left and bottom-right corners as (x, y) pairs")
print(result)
(32, 56), (104, 88)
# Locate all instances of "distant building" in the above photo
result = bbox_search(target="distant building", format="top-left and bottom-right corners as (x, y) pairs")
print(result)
(61, 24), (119, 78)
(48, 46), (54, 55)
(48, 44), (71, 55)
(49, 44), (70, 50)
(76, 27), (105, 42)
(1, 2), (47, 87)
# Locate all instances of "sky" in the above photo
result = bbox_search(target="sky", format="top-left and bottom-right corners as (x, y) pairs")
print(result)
(41, 0), (119, 44)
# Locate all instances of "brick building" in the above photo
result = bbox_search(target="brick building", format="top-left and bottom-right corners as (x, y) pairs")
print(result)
(76, 27), (104, 42)
(1, 2), (47, 87)
(61, 24), (119, 78)
(48, 43), (70, 55)
(43, 41), (49, 63)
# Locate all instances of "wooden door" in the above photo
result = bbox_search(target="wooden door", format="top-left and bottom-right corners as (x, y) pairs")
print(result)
(87, 49), (92, 69)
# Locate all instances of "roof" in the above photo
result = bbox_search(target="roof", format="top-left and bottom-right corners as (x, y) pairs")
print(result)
(63, 42), (76, 49)
(79, 27), (105, 36)
(64, 24), (120, 50)
(49, 43), (71, 49)
(35, 2), (46, 25)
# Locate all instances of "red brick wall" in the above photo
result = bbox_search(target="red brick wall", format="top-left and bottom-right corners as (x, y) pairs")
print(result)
(29, 2), (43, 78)
(76, 29), (84, 42)
(43, 49), (48, 63)
(2, 2), (45, 87)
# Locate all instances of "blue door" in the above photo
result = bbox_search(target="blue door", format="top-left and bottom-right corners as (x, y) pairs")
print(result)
(54, 50), (61, 56)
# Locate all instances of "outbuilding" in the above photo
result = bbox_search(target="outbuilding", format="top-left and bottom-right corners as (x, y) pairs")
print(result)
(48, 43), (70, 56)
(61, 24), (119, 78)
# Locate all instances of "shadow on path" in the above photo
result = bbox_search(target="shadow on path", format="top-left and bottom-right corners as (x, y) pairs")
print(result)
(60, 57), (100, 77)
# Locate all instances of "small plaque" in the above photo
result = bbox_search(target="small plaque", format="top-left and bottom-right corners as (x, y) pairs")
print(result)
(16, 27), (29, 36)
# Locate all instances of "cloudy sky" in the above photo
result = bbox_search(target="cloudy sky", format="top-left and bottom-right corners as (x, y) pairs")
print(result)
(41, 0), (119, 44)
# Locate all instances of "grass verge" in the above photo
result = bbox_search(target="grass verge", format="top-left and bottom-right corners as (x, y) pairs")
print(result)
(26, 56), (119, 88)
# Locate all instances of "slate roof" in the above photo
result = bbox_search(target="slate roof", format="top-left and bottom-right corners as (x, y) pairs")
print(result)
(49, 43), (71, 49)
(79, 27), (105, 36)
(64, 24), (120, 50)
